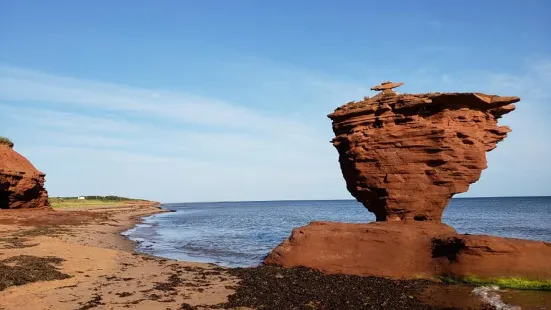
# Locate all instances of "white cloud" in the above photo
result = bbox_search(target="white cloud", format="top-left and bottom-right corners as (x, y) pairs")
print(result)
(0, 63), (351, 201)
(0, 65), (311, 135)
(2, 105), (141, 133)
(215, 59), (372, 115)
(18, 144), (342, 202)
(1, 58), (550, 201)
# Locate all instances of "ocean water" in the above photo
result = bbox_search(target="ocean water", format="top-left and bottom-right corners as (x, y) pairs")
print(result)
(124, 197), (551, 268)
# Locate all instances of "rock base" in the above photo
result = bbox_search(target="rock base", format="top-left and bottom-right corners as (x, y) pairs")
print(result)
(264, 221), (551, 281)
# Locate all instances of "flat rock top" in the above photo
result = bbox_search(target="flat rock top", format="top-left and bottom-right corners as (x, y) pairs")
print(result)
(329, 91), (520, 119)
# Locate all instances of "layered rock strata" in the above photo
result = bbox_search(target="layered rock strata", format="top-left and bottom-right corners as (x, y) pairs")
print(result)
(265, 82), (551, 281)
(327, 82), (519, 221)
(264, 221), (551, 280)
(0, 143), (50, 209)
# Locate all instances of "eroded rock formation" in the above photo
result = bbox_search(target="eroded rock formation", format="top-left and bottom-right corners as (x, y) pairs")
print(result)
(264, 221), (551, 280)
(0, 142), (50, 209)
(265, 82), (551, 281)
(327, 82), (519, 221)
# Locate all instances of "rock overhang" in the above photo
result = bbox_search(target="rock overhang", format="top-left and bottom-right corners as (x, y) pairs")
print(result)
(0, 144), (50, 209)
(327, 82), (520, 222)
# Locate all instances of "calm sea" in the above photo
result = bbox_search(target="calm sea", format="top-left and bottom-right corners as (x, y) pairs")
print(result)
(123, 197), (551, 267)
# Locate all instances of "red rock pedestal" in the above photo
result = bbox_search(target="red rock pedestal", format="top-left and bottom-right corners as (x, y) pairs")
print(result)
(0, 143), (50, 209)
(264, 221), (551, 281)
(265, 82), (551, 281)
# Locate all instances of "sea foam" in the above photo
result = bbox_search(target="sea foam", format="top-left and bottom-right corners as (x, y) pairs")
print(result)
(472, 286), (521, 310)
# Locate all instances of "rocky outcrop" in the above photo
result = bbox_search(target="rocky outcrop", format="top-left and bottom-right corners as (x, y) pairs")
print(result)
(327, 82), (519, 221)
(264, 221), (551, 280)
(265, 82), (551, 282)
(0, 143), (50, 209)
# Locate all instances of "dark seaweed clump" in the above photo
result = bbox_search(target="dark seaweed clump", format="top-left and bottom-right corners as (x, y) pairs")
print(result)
(0, 255), (71, 291)
(77, 294), (104, 310)
(221, 266), (466, 310)
(0, 227), (71, 249)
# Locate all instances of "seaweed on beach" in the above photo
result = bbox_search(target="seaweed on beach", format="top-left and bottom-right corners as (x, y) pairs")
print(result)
(116, 291), (134, 297)
(222, 266), (464, 310)
(179, 303), (197, 310)
(153, 273), (184, 292)
(15, 226), (71, 237)
(0, 255), (71, 291)
(0, 226), (72, 249)
(0, 236), (39, 249)
(77, 294), (104, 310)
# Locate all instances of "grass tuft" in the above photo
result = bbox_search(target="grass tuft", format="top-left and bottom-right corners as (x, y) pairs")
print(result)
(0, 136), (14, 148)
(440, 275), (551, 291)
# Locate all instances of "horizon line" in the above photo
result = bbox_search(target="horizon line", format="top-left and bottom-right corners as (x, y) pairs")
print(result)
(160, 195), (551, 205)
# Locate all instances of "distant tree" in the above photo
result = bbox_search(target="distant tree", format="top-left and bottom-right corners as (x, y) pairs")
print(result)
(51, 195), (145, 201)
(84, 195), (133, 201)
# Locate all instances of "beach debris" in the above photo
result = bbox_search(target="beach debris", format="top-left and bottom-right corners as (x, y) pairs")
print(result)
(77, 294), (104, 310)
(222, 265), (436, 310)
(0, 255), (71, 291)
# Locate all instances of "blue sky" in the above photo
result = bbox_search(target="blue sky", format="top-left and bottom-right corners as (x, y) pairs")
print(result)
(1, 0), (550, 202)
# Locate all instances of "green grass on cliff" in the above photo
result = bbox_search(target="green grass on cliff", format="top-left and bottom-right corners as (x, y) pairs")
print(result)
(0, 136), (14, 148)
(49, 196), (149, 209)
(440, 275), (551, 291)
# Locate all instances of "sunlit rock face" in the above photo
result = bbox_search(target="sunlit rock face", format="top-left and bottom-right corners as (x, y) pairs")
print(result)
(327, 82), (519, 221)
(0, 143), (50, 209)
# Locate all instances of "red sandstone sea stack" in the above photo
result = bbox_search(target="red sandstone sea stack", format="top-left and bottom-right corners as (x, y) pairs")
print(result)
(329, 81), (519, 222)
(265, 82), (551, 281)
(0, 140), (50, 209)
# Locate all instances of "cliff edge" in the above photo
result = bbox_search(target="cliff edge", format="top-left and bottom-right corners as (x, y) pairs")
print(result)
(0, 141), (50, 209)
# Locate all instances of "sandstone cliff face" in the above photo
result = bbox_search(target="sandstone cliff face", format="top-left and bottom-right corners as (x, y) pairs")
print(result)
(0, 144), (50, 209)
(327, 83), (519, 221)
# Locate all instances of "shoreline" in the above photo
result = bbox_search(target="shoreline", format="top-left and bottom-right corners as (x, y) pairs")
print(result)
(0, 202), (239, 310)
(1, 203), (549, 309)
(109, 202), (169, 252)
(55, 201), (171, 253)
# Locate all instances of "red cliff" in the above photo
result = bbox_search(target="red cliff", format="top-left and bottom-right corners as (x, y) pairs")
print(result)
(0, 141), (50, 209)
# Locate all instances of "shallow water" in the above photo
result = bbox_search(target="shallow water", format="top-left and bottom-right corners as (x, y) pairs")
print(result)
(420, 284), (551, 310)
(124, 197), (551, 268)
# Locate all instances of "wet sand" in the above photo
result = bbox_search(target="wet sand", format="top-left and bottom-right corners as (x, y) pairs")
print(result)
(0, 203), (238, 310)
(0, 203), (548, 309)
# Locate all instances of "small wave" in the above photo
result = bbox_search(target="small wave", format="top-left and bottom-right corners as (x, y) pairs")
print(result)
(472, 286), (521, 310)
(125, 199), (551, 267)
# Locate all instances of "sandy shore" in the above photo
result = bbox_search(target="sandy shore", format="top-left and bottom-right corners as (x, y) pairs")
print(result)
(0, 203), (240, 310)
(1, 203), (549, 310)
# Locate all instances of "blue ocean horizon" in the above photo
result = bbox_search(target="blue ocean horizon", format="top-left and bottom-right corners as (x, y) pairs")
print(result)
(124, 196), (551, 268)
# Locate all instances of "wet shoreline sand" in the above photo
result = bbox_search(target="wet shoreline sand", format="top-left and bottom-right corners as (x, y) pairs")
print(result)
(0, 203), (238, 310)
(0, 203), (548, 309)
